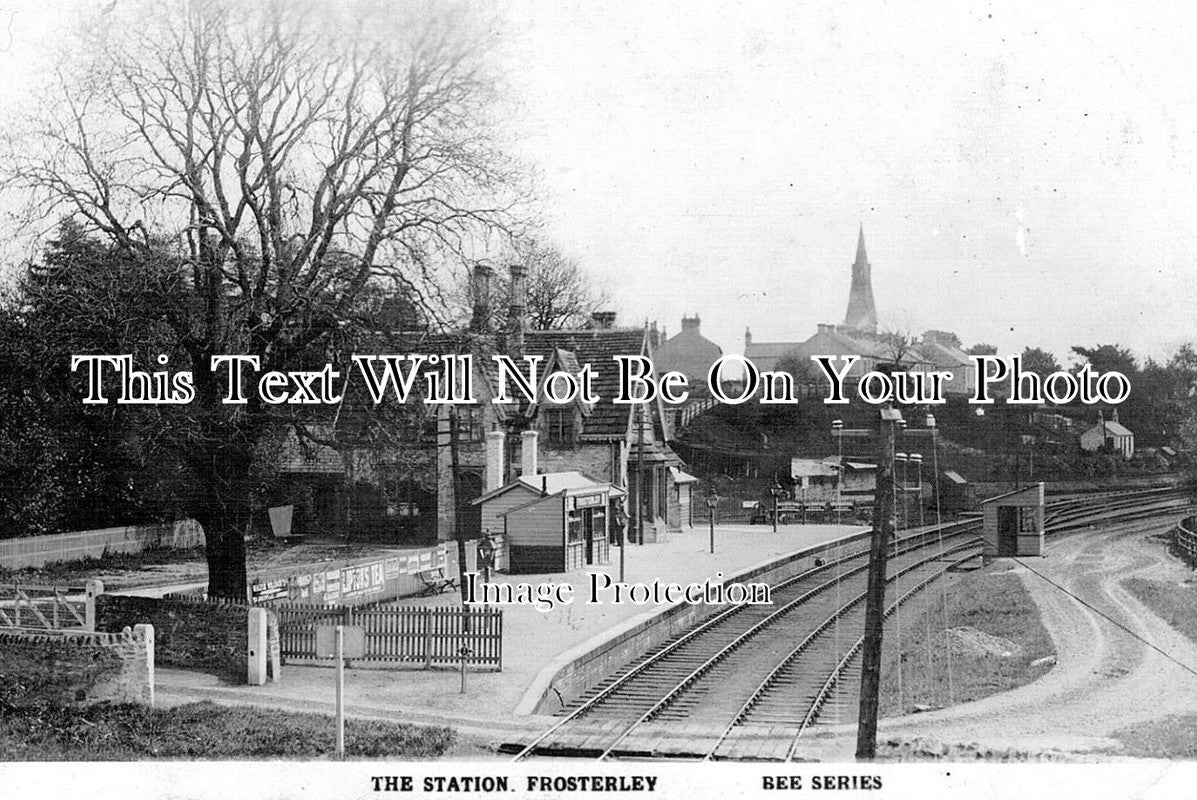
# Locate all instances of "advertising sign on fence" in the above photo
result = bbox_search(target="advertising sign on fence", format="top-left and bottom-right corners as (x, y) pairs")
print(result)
(248, 542), (464, 606)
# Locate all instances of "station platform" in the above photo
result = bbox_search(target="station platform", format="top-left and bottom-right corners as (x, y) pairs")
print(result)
(154, 523), (865, 738)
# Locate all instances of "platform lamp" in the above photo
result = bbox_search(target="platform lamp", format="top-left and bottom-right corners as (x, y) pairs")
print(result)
(705, 487), (720, 554)
(768, 478), (784, 533)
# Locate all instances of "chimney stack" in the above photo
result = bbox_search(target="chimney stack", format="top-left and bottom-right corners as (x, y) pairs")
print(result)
(470, 264), (492, 333)
(508, 263), (527, 357)
(485, 429), (506, 492)
(744, 327), (752, 349)
(590, 311), (617, 329)
(520, 429), (539, 478)
(681, 314), (701, 332)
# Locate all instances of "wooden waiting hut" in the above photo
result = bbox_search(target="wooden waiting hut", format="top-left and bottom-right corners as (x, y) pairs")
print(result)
(474, 471), (622, 574)
(980, 482), (1045, 559)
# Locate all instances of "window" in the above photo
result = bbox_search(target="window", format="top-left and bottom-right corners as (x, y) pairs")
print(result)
(454, 407), (484, 443)
(546, 408), (575, 446)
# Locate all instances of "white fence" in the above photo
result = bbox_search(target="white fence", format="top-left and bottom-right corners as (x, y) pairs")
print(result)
(0, 520), (205, 570)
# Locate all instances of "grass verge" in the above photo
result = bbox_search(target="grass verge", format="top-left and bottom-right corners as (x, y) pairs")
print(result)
(0, 546), (206, 584)
(878, 563), (1055, 717)
(1122, 576), (1197, 645)
(0, 700), (454, 760)
(1110, 714), (1197, 759)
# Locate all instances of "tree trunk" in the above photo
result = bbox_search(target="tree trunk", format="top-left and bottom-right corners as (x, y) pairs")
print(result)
(202, 503), (249, 602)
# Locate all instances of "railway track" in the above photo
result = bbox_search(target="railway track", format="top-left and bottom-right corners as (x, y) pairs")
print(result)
(508, 487), (1190, 762)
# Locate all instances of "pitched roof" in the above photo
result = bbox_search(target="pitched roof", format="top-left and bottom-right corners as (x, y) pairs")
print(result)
(654, 326), (723, 385)
(523, 327), (648, 439)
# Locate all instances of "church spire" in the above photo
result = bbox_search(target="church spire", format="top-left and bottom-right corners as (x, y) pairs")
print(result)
(843, 224), (878, 333)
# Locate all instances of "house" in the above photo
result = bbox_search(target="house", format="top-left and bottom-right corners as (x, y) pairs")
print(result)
(914, 331), (976, 397)
(519, 319), (688, 540)
(259, 262), (693, 550)
(790, 458), (840, 501)
(820, 455), (877, 498)
(653, 315), (723, 392)
(1079, 410), (1134, 459)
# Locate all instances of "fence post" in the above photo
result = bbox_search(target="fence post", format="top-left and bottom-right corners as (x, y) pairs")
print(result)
(247, 607), (268, 686)
(84, 582), (104, 632)
(85, 579), (105, 631)
(134, 623), (155, 707)
(424, 607), (433, 669)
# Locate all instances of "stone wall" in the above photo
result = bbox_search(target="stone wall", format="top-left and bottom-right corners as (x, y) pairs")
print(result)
(0, 627), (153, 708)
(95, 594), (255, 681)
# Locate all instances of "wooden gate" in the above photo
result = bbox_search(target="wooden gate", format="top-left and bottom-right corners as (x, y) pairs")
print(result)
(275, 604), (502, 670)
(0, 583), (88, 630)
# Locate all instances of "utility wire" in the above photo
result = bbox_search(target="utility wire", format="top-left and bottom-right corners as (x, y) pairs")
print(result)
(1012, 557), (1197, 680)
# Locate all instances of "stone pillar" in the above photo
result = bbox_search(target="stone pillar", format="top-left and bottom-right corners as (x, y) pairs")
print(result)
(247, 607), (268, 686)
(134, 623), (155, 707)
(85, 579), (105, 631)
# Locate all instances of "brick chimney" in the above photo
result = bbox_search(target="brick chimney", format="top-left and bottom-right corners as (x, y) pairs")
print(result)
(681, 314), (701, 333)
(508, 263), (527, 357)
(744, 327), (752, 349)
(470, 264), (492, 333)
(590, 311), (617, 329)
(520, 430), (539, 477)
(485, 429), (506, 492)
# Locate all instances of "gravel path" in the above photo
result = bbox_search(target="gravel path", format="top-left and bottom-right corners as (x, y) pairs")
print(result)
(803, 515), (1197, 760)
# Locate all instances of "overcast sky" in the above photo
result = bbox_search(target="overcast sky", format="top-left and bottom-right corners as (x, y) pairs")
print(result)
(2, 1), (1195, 366)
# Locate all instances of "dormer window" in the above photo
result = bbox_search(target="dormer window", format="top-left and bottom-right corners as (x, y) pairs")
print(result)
(546, 407), (575, 446)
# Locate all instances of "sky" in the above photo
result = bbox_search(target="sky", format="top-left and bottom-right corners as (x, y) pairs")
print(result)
(1, 1), (1195, 366)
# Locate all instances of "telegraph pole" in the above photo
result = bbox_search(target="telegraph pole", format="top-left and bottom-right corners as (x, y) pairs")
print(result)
(636, 400), (646, 546)
(855, 399), (900, 760)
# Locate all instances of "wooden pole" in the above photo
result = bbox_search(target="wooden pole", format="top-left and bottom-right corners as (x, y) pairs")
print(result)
(449, 407), (471, 633)
(855, 399), (899, 761)
(335, 624), (345, 759)
(636, 401), (645, 545)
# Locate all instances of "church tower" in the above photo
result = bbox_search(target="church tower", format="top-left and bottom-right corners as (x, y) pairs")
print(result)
(843, 225), (878, 333)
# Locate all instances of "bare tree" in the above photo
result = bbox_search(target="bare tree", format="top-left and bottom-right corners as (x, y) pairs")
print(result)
(2, 0), (523, 599)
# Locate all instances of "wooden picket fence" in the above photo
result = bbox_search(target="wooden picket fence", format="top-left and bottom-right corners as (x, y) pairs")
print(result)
(0, 582), (88, 630)
(275, 604), (503, 671)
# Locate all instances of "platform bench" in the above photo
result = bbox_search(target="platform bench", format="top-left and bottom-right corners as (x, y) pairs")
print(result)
(417, 567), (457, 596)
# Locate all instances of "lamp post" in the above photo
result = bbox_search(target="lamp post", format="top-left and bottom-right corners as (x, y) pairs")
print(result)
(706, 487), (720, 554)
(770, 479), (784, 533)
(614, 498), (629, 583)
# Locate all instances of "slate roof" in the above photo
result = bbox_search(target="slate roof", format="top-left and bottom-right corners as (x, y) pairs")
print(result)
(523, 327), (648, 440)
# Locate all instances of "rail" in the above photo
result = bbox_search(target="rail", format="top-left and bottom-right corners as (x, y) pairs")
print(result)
(511, 487), (1190, 761)
(512, 520), (979, 760)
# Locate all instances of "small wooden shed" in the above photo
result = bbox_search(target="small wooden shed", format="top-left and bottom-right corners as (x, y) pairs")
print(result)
(938, 470), (977, 514)
(473, 471), (622, 574)
(980, 483), (1044, 559)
